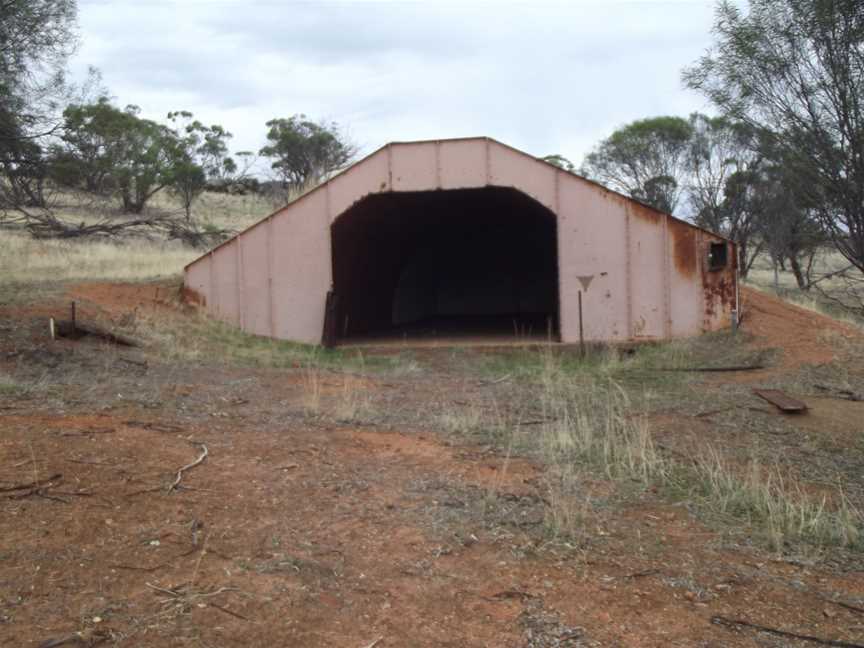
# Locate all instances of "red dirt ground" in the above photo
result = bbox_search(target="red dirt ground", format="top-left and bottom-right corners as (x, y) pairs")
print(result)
(1, 282), (863, 647)
(739, 287), (860, 370)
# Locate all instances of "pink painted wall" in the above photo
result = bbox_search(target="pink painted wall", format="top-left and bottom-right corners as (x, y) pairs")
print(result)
(556, 179), (629, 342)
(184, 137), (737, 345)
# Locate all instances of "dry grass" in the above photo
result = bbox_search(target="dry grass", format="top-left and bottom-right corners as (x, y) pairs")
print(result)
(453, 344), (863, 551)
(0, 371), (19, 394)
(689, 447), (862, 551)
(299, 358), (376, 423)
(300, 365), (324, 415)
(537, 376), (666, 484)
(0, 189), (283, 284)
(0, 232), (198, 283)
(437, 400), (502, 436)
(332, 373), (375, 423)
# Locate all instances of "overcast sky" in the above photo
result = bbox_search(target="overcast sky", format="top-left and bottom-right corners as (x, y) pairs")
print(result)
(70, 0), (720, 169)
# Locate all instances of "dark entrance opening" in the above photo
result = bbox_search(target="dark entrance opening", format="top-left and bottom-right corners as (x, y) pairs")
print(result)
(330, 187), (559, 345)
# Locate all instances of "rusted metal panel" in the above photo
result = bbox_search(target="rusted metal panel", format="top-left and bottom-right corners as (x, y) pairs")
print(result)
(667, 218), (705, 337)
(753, 389), (808, 413)
(701, 234), (737, 331)
(627, 202), (666, 339)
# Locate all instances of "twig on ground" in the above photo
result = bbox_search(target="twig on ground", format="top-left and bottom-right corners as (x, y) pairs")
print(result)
(66, 458), (118, 467)
(655, 365), (766, 373)
(37, 629), (107, 648)
(814, 384), (864, 402)
(111, 563), (169, 572)
(117, 356), (148, 368)
(361, 637), (383, 648)
(168, 442), (208, 493)
(694, 406), (738, 418)
(0, 474), (62, 493)
(711, 615), (864, 647)
(626, 568), (661, 579)
(190, 532), (210, 587)
(124, 420), (183, 433)
(58, 428), (114, 437)
(820, 597), (864, 616)
(208, 602), (249, 621)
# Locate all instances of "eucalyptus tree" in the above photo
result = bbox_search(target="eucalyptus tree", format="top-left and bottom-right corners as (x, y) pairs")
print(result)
(260, 115), (357, 192)
(580, 116), (694, 214)
(0, 0), (78, 212)
(684, 0), (864, 273)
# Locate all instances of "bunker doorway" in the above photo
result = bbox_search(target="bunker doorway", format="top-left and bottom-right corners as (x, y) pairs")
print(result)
(329, 187), (559, 346)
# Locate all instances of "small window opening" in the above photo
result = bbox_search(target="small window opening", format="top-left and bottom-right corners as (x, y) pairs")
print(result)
(708, 242), (728, 271)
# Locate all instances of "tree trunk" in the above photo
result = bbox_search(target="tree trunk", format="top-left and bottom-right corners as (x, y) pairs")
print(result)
(788, 255), (808, 291)
(772, 255), (780, 293)
(738, 242), (749, 279)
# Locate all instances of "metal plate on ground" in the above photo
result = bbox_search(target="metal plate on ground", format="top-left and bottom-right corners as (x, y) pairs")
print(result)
(753, 389), (808, 413)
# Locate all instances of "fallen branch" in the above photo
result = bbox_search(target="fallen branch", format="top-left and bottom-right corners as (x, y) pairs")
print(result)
(117, 356), (148, 368)
(820, 597), (864, 616)
(0, 473), (62, 493)
(814, 384), (864, 402)
(168, 442), (209, 493)
(626, 568), (661, 579)
(124, 421), (183, 433)
(208, 602), (249, 621)
(53, 318), (141, 347)
(37, 629), (107, 648)
(110, 562), (169, 573)
(58, 428), (114, 437)
(655, 365), (766, 373)
(711, 615), (864, 647)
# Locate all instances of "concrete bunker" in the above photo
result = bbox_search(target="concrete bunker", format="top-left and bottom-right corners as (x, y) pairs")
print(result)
(330, 187), (559, 344)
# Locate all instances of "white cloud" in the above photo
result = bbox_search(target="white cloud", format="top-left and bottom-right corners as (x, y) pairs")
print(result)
(71, 0), (719, 166)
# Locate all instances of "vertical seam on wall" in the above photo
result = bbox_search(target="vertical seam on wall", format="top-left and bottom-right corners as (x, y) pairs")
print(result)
(485, 138), (491, 185)
(554, 169), (563, 341)
(387, 144), (393, 190)
(698, 232), (707, 331)
(267, 216), (275, 337)
(663, 214), (672, 339)
(625, 208), (633, 340)
(236, 237), (243, 330)
(435, 140), (442, 189)
(324, 182), (334, 345)
(208, 251), (216, 318)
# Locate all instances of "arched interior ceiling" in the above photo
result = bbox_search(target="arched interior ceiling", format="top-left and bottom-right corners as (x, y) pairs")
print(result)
(330, 187), (559, 343)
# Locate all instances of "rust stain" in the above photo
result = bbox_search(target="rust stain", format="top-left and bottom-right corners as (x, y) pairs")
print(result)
(182, 286), (206, 307)
(627, 201), (662, 224)
(701, 236), (736, 327)
(669, 220), (697, 278)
